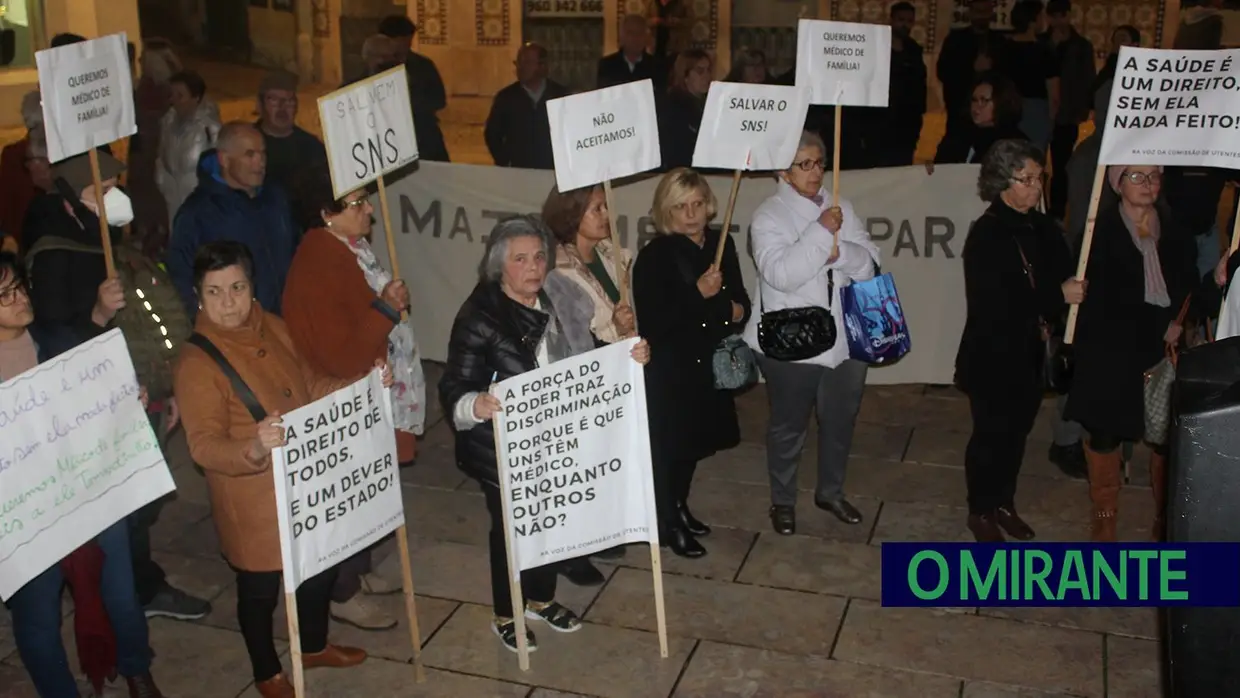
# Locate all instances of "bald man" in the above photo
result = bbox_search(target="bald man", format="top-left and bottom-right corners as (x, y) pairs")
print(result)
(597, 14), (666, 90)
(167, 122), (300, 319)
(483, 43), (569, 169)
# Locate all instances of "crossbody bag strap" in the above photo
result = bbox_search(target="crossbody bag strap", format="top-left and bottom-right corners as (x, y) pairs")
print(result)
(1013, 236), (1053, 338)
(187, 334), (268, 423)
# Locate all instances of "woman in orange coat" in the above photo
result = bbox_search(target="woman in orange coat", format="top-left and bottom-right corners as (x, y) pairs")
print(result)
(282, 170), (425, 631)
(176, 241), (390, 698)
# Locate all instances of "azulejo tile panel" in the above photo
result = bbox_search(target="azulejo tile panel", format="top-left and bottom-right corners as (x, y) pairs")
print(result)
(620, 0), (719, 51)
(477, 0), (512, 46)
(418, 0), (449, 45)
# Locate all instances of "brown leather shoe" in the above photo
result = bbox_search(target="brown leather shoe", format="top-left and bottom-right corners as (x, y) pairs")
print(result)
(255, 674), (295, 698)
(1085, 445), (1123, 542)
(302, 644), (368, 670)
(967, 513), (1006, 542)
(995, 506), (1036, 540)
(126, 674), (165, 698)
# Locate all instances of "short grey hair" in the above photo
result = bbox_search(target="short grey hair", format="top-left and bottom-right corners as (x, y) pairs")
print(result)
(977, 139), (1044, 202)
(217, 121), (261, 154)
(479, 214), (557, 282)
(21, 91), (41, 130)
(27, 126), (47, 159)
(793, 129), (826, 162)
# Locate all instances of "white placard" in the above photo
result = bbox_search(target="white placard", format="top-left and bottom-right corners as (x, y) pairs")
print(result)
(272, 370), (403, 589)
(546, 80), (661, 192)
(795, 19), (891, 107)
(494, 339), (658, 572)
(1098, 47), (1240, 169)
(35, 33), (137, 163)
(0, 329), (175, 600)
(317, 65), (419, 198)
(692, 83), (810, 171)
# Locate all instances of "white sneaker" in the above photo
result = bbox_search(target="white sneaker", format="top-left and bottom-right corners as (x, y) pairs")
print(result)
(330, 597), (398, 631)
(359, 572), (402, 596)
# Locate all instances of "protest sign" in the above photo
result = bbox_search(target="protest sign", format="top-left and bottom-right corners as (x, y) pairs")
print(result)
(272, 370), (403, 588)
(1098, 46), (1240, 169)
(36, 33), (137, 163)
(317, 65), (419, 198)
(493, 339), (658, 571)
(795, 19), (891, 107)
(546, 79), (661, 192)
(0, 329), (175, 601)
(692, 82), (809, 171)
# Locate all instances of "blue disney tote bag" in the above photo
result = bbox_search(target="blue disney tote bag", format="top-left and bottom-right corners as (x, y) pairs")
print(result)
(841, 271), (911, 365)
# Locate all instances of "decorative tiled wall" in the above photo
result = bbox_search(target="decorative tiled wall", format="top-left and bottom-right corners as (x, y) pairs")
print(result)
(620, 0), (719, 50)
(312, 0), (331, 38)
(476, 0), (510, 45)
(1075, 0), (1167, 57)
(832, 0), (937, 51)
(417, 0), (448, 45)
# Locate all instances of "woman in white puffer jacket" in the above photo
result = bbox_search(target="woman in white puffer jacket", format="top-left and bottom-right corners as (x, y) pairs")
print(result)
(156, 70), (221, 223)
(742, 130), (880, 537)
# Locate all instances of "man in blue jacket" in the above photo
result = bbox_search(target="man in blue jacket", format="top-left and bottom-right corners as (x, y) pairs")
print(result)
(167, 122), (299, 319)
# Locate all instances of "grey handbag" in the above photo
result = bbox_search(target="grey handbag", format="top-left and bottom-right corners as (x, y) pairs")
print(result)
(1143, 298), (1191, 446)
(713, 334), (759, 390)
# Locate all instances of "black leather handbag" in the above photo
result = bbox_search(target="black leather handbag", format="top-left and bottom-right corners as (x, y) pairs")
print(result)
(1013, 239), (1073, 395)
(757, 271), (838, 362)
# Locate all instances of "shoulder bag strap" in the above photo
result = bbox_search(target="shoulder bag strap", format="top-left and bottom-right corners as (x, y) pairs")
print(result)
(187, 333), (268, 423)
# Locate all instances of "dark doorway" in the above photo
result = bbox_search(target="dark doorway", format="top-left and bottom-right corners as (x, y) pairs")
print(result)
(205, 0), (253, 60)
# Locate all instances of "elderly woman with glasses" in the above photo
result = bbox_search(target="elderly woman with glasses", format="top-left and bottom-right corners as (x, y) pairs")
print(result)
(439, 215), (650, 653)
(1065, 165), (1197, 542)
(742, 130), (878, 537)
(955, 139), (1085, 543)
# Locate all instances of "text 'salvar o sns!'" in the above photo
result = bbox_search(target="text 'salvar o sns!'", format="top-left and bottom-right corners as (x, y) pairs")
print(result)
(1115, 55), (1240, 129)
(731, 97), (791, 133)
(821, 31), (867, 72)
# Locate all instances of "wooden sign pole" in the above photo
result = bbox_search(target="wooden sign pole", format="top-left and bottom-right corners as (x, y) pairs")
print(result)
(284, 593), (307, 698)
(377, 177), (403, 282)
(88, 148), (116, 278)
(830, 104), (843, 255)
(713, 169), (744, 269)
(1063, 166), (1107, 344)
(602, 180), (629, 305)
(492, 419), (531, 671)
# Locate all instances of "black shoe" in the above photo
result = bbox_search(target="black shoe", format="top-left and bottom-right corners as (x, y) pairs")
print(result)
(676, 500), (711, 537)
(143, 585), (211, 620)
(590, 545), (626, 561)
(558, 558), (605, 586)
(1047, 443), (1087, 479)
(661, 525), (707, 558)
(769, 505), (796, 535)
(399, 458), (417, 469)
(815, 497), (863, 525)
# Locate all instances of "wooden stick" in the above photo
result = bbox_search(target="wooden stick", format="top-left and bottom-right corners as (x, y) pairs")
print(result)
(1064, 166), (1107, 344)
(830, 104), (842, 255)
(395, 525), (425, 681)
(88, 148), (116, 278)
(284, 590), (306, 698)
(492, 415), (530, 671)
(713, 169), (743, 269)
(648, 543), (669, 658)
(602, 180), (629, 305)
(377, 176), (402, 282)
(1228, 194), (1240, 257)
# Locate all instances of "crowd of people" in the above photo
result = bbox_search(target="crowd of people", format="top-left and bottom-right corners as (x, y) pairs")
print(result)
(3, 1), (1240, 695)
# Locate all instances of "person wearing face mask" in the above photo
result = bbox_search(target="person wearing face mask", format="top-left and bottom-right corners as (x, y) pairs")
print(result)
(657, 50), (713, 171)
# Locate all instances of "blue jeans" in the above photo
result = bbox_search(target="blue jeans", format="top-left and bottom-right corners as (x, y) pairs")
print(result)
(7, 520), (152, 697)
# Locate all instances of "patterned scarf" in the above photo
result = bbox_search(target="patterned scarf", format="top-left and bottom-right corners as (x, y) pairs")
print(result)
(346, 236), (427, 434)
(538, 294), (574, 364)
(1118, 206), (1171, 308)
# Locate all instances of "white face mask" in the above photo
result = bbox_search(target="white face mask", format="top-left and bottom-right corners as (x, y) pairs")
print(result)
(81, 187), (135, 227)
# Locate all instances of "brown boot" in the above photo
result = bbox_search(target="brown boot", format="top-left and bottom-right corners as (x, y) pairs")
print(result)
(1085, 445), (1122, 542)
(125, 674), (164, 698)
(256, 674), (296, 698)
(1150, 451), (1167, 542)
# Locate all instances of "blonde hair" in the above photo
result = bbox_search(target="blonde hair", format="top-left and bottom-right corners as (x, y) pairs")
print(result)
(651, 168), (717, 234)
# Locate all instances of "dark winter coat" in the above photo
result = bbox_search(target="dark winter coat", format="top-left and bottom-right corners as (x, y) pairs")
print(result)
(483, 80), (570, 170)
(955, 200), (1073, 396)
(1064, 204), (1198, 440)
(632, 229), (751, 462)
(935, 123), (1028, 165)
(657, 89), (704, 171)
(167, 151), (299, 320)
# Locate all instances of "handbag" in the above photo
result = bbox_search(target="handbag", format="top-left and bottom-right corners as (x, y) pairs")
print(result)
(1013, 238), (1073, 394)
(757, 271), (838, 362)
(1143, 297), (1192, 446)
(186, 334), (268, 422)
(671, 244), (758, 390)
(841, 269), (911, 365)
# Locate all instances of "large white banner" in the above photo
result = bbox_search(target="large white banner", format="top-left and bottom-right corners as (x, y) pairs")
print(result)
(0, 330), (175, 600)
(494, 339), (657, 571)
(317, 65), (419, 198)
(1099, 47), (1240, 168)
(272, 370), (403, 589)
(374, 161), (985, 386)
(36, 33), (137, 163)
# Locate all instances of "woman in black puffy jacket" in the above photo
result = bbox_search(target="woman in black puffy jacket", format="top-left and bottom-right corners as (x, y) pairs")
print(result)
(438, 215), (649, 654)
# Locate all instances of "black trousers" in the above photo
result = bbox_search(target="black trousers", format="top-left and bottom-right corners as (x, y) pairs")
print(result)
(481, 480), (557, 619)
(651, 450), (699, 528)
(234, 565), (337, 682)
(130, 410), (170, 604)
(964, 385), (1043, 515)
(1049, 123), (1079, 219)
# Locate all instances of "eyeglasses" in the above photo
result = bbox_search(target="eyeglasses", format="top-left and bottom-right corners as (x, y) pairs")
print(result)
(1123, 171), (1162, 186)
(0, 282), (28, 307)
(342, 198), (368, 210)
(1011, 174), (1044, 188)
(792, 159), (826, 172)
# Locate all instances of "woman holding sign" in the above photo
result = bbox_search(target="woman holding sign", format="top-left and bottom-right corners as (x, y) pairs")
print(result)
(176, 242), (393, 698)
(632, 168), (751, 557)
(439, 215), (650, 653)
(1064, 166), (1197, 542)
